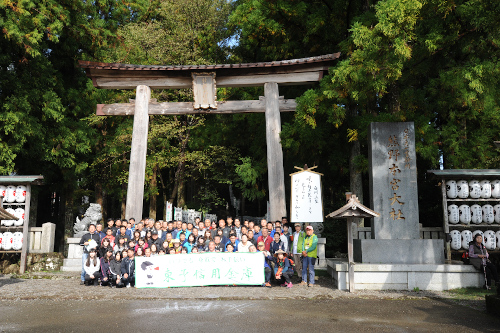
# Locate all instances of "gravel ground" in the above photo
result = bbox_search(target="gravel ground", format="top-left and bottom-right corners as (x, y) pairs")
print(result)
(0, 271), (491, 313)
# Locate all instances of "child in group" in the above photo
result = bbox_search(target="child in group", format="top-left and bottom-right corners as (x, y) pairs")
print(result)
(84, 248), (101, 286)
(274, 249), (293, 288)
(99, 248), (114, 286)
(109, 251), (123, 287)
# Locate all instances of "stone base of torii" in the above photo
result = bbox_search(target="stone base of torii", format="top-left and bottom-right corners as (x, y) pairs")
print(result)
(79, 54), (340, 221)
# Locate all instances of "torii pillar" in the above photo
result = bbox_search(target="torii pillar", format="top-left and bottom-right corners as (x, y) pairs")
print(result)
(264, 82), (287, 222)
(125, 85), (150, 221)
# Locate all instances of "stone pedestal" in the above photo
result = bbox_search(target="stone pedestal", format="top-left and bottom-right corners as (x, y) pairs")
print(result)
(327, 259), (484, 291)
(61, 237), (82, 272)
(316, 238), (327, 268)
(354, 239), (445, 264)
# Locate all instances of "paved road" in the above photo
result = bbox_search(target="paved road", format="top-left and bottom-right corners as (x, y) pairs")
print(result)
(0, 298), (498, 333)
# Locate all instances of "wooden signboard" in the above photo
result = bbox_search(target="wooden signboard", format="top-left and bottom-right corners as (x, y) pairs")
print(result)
(290, 167), (324, 223)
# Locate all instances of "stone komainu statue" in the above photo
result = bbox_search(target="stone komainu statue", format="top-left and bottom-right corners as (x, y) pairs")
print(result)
(74, 203), (102, 236)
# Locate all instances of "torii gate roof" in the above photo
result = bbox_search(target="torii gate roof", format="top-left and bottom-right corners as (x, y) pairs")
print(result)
(79, 53), (341, 90)
(326, 195), (380, 219)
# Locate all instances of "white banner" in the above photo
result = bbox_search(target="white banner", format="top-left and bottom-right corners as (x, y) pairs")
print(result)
(165, 201), (173, 222)
(290, 170), (324, 223)
(135, 252), (264, 288)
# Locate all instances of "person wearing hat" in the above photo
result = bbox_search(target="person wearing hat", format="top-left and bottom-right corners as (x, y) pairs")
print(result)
(172, 238), (181, 253)
(299, 225), (318, 287)
(148, 230), (162, 248)
(257, 241), (273, 287)
(292, 223), (305, 279)
(83, 248), (101, 286)
(274, 249), (293, 288)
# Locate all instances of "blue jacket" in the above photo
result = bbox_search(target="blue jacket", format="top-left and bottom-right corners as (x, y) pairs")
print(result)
(225, 240), (239, 252)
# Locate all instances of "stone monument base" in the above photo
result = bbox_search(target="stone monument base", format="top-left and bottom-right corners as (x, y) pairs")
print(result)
(61, 237), (83, 272)
(353, 239), (444, 264)
(327, 259), (484, 291)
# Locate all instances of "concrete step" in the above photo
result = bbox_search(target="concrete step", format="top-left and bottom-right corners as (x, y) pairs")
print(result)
(63, 258), (81, 266)
(61, 266), (81, 272)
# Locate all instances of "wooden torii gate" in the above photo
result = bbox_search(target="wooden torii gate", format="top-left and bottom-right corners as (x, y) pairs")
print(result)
(79, 53), (340, 221)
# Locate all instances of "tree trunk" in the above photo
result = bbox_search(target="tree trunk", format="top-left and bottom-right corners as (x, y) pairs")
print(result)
(95, 182), (105, 218)
(149, 165), (157, 220)
(169, 117), (190, 208)
(61, 182), (75, 256)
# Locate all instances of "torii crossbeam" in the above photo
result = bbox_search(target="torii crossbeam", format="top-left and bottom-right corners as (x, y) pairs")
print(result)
(79, 53), (340, 221)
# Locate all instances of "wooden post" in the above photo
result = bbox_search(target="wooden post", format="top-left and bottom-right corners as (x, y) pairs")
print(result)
(441, 178), (451, 261)
(125, 85), (151, 221)
(20, 184), (31, 273)
(347, 216), (355, 292)
(264, 82), (287, 221)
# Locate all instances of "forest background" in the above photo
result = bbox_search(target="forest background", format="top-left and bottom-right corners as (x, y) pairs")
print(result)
(1, 0), (500, 254)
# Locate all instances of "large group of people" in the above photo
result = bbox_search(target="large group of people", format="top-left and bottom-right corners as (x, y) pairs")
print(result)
(80, 216), (319, 288)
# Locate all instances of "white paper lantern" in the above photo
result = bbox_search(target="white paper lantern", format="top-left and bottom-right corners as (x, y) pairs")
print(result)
(15, 185), (26, 203)
(12, 232), (23, 251)
(446, 180), (458, 198)
(461, 230), (473, 250)
(0, 185), (6, 202)
(480, 180), (491, 198)
(448, 204), (459, 224)
(5, 185), (16, 203)
(494, 204), (500, 223)
(3, 208), (15, 227)
(457, 180), (469, 198)
(496, 231), (500, 250)
(482, 205), (495, 224)
(450, 230), (462, 250)
(484, 230), (496, 250)
(471, 204), (482, 224)
(491, 180), (500, 198)
(459, 205), (471, 224)
(2, 232), (13, 250)
(0, 233), (2, 247)
(13, 208), (24, 227)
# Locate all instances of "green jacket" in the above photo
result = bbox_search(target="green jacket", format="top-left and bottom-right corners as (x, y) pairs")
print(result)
(295, 231), (306, 254)
(300, 233), (318, 258)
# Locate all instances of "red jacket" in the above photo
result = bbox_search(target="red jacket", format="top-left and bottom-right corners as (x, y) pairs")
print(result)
(257, 235), (273, 251)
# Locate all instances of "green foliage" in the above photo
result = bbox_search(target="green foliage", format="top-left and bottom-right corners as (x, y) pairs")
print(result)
(234, 157), (266, 201)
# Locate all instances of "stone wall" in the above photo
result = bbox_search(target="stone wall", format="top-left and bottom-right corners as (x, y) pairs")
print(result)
(0, 253), (64, 274)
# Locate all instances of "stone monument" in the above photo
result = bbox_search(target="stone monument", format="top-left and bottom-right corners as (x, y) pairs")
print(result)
(354, 122), (444, 264)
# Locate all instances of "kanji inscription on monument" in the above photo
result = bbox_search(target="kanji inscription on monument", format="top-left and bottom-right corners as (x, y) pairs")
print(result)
(369, 122), (419, 239)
